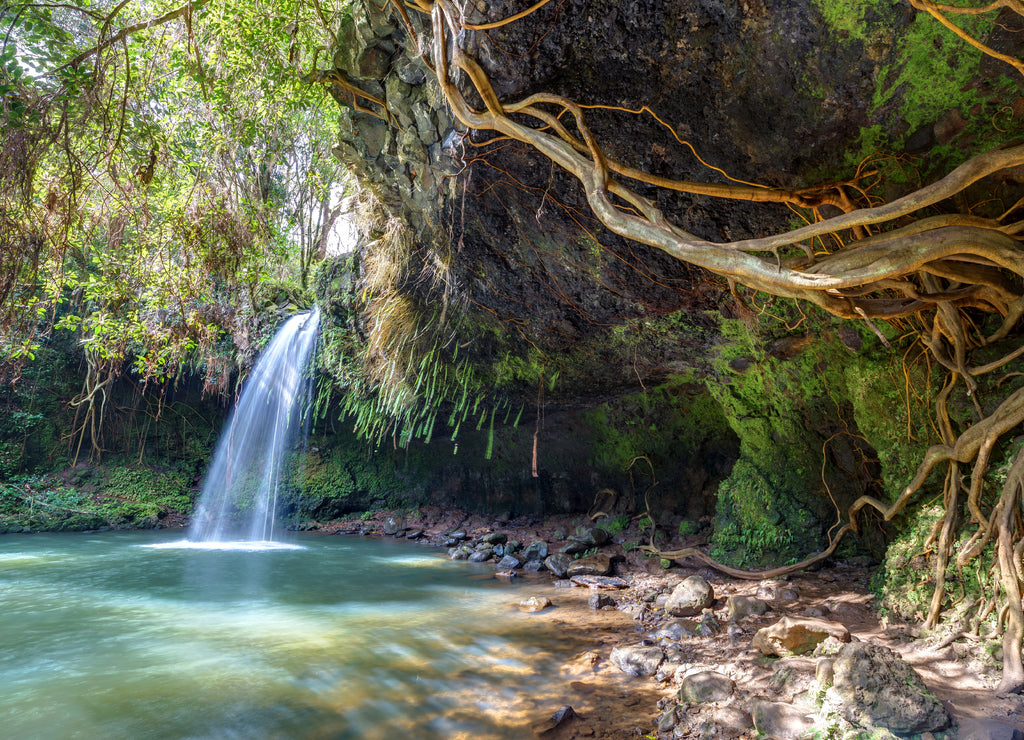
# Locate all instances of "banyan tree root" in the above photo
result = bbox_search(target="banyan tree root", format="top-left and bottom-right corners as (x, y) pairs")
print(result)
(996, 447), (1024, 694)
(66, 353), (115, 465)
(347, 0), (1024, 691)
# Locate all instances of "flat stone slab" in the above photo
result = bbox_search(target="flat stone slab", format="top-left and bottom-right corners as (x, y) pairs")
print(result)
(570, 575), (628, 589)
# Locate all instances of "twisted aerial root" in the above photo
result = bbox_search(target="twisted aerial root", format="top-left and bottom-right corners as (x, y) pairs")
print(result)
(391, 0), (1024, 690)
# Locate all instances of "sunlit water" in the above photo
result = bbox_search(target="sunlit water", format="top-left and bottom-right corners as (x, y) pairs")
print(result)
(0, 532), (587, 739)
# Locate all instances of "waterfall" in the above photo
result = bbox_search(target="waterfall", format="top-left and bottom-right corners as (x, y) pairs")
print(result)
(188, 307), (321, 544)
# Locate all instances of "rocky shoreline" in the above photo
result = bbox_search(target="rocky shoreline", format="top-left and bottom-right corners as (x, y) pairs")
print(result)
(309, 506), (1024, 739)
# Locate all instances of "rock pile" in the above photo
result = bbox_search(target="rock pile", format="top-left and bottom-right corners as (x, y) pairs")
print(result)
(600, 572), (959, 739)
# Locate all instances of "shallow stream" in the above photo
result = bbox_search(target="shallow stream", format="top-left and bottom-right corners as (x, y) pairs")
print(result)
(0, 531), (591, 739)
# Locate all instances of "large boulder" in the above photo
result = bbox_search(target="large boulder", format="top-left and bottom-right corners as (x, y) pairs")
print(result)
(382, 515), (405, 535)
(751, 616), (850, 657)
(664, 575), (714, 616)
(825, 642), (949, 734)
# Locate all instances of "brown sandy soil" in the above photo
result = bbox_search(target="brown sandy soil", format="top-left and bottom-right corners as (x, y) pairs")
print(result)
(316, 507), (1024, 737)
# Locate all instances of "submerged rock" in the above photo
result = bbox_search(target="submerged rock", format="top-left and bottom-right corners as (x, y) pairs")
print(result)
(958, 718), (1024, 740)
(531, 705), (576, 736)
(519, 596), (553, 612)
(664, 575), (714, 616)
(588, 593), (616, 609)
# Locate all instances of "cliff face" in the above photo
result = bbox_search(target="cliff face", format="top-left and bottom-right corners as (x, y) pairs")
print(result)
(314, 0), (1013, 562)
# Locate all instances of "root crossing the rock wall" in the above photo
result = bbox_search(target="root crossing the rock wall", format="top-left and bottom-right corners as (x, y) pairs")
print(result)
(340, 0), (1024, 692)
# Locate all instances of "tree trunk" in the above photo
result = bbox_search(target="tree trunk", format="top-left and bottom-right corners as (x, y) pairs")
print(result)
(997, 446), (1024, 696)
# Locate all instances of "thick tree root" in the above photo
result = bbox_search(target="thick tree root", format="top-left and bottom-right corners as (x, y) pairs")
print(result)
(357, 0), (1024, 691)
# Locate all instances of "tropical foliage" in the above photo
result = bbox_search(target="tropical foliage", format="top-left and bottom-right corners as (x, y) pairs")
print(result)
(0, 0), (348, 387)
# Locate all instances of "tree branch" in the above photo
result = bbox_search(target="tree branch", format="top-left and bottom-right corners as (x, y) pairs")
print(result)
(47, 0), (209, 76)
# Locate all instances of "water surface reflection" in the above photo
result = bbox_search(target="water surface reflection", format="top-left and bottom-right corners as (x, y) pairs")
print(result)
(0, 531), (590, 739)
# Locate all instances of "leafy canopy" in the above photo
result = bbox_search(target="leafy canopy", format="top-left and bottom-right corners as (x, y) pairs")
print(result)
(1, 0), (351, 387)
